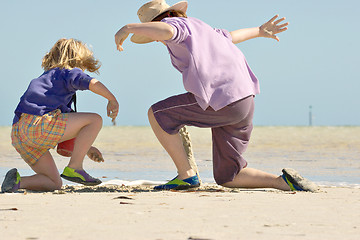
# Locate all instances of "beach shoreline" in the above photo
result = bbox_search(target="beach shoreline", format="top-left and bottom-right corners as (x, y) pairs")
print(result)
(1, 184), (359, 240)
(1, 126), (360, 187)
(1, 126), (359, 239)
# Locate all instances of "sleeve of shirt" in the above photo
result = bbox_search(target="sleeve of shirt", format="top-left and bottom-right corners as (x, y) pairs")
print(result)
(64, 68), (93, 91)
(162, 17), (190, 44)
(213, 28), (232, 40)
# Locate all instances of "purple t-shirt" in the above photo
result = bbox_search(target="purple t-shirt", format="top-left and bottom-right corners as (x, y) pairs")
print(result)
(13, 67), (92, 124)
(162, 17), (260, 111)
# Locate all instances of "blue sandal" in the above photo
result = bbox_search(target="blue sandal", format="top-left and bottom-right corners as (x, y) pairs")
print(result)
(282, 168), (319, 192)
(154, 175), (200, 190)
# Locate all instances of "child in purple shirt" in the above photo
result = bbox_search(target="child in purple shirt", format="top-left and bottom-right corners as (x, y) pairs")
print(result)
(115, 0), (319, 192)
(1, 38), (119, 192)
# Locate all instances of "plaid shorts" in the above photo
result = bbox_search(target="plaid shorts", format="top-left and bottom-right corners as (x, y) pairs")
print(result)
(11, 109), (68, 165)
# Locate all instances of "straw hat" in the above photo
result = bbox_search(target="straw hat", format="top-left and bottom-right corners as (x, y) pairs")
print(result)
(130, 0), (188, 44)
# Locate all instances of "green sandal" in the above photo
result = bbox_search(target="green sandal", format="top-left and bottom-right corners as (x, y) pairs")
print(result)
(60, 167), (101, 186)
(1, 168), (21, 193)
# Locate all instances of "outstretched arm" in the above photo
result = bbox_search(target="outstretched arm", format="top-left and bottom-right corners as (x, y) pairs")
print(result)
(89, 79), (119, 122)
(230, 15), (289, 44)
(115, 22), (174, 51)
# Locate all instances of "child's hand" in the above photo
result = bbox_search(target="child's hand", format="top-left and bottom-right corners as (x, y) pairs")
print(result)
(259, 15), (289, 41)
(107, 99), (119, 122)
(115, 26), (130, 51)
(87, 146), (104, 163)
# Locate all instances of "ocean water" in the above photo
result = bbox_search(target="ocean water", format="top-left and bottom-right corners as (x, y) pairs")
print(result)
(1, 126), (359, 188)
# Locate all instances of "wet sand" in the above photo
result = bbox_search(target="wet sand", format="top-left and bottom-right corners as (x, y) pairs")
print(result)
(1, 126), (359, 185)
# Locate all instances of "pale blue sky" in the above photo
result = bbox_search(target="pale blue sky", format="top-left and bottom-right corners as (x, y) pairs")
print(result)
(1, 0), (359, 126)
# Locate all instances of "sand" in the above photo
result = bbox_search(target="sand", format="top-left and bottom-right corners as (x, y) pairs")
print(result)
(1, 126), (359, 239)
(0, 184), (359, 240)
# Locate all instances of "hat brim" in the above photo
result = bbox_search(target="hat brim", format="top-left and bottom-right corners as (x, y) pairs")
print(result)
(131, 1), (188, 44)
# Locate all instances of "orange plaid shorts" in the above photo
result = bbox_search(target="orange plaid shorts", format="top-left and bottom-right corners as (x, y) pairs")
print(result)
(11, 109), (68, 165)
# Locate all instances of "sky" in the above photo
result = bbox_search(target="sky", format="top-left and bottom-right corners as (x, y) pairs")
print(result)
(0, 0), (359, 126)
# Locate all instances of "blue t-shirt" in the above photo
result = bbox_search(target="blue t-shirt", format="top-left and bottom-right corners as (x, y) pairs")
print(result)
(13, 67), (93, 125)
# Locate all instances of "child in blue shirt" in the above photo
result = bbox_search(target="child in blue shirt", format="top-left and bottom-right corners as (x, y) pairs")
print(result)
(1, 38), (119, 192)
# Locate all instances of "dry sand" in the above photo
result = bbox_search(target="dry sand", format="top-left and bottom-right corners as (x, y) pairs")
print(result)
(0, 184), (359, 240)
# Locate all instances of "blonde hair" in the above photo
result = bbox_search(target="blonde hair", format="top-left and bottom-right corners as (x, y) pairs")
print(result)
(41, 38), (101, 73)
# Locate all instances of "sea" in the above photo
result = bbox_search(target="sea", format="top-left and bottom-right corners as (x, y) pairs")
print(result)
(1, 126), (359, 188)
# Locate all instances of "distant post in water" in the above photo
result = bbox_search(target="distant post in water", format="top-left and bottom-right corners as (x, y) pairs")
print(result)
(309, 105), (313, 126)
